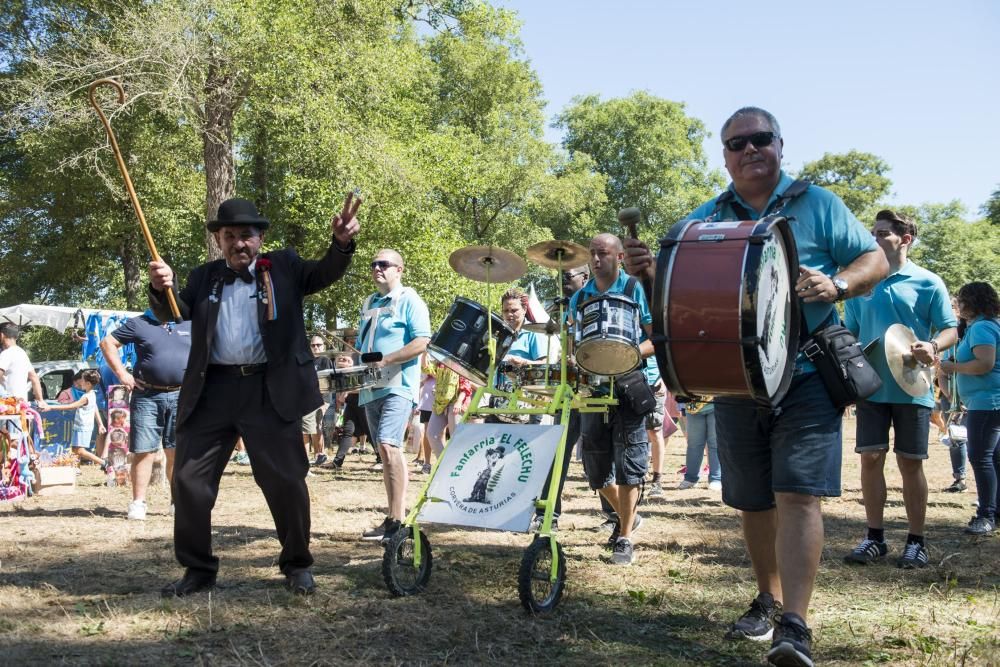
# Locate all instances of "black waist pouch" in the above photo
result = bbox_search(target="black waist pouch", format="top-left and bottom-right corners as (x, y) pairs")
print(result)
(802, 324), (882, 411)
(614, 369), (657, 416)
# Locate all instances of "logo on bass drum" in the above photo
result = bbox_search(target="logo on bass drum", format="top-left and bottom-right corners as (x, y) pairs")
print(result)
(451, 320), (467, 332)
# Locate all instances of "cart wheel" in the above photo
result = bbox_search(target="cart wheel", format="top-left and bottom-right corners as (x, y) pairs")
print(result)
(382, 527), (433, 597)
(518, 535), (566, 613)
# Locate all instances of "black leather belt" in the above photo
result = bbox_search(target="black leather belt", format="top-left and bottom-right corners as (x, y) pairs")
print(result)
(136, 380), (182, 391)
(207, 363), (266, 376)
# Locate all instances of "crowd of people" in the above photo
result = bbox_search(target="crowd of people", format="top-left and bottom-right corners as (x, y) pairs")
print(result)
(3, 106), (998, 667)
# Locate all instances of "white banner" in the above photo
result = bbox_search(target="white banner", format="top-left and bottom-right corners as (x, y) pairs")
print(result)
(417, 423), (564, 533)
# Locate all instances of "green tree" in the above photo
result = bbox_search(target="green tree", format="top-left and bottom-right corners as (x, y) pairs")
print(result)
(555, 91), (724, 240)
(903, 202), (1000, 293)
(981, 185), (1000, 226)
(797, 150), (892, 220)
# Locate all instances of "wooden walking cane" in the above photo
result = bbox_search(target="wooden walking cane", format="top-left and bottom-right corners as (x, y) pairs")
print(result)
(88, 78), (181, 320)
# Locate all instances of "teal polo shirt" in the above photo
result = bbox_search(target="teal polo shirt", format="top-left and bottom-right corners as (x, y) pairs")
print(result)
(685, 171), (879, 374)
(844, 260), (956, 407)
(493, 328), (548, 392)
(358, 285), (432, 406)
(955, 316), (1000, 411)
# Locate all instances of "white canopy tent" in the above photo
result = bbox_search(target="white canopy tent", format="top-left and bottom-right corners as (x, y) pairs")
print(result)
(0, 304), (142, 333)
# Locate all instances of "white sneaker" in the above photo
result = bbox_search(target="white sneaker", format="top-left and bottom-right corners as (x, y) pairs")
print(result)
(127, 500), (147, 521)
(677, 479), (697, 490)
(708, 480), (722, 492)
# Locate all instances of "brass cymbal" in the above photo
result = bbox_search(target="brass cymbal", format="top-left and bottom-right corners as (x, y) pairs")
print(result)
(448, 245), (526, 283)
(525, 240), (589, 270)
(522, 320), (561, 335)
(884, 323), (933, 398)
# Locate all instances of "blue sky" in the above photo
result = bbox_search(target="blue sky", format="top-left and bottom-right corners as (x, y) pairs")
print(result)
(495, 0), (999, 215)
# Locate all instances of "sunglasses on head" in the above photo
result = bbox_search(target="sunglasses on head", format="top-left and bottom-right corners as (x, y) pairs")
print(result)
(370, 260), (399, 270)
(723, 131), (777, 152)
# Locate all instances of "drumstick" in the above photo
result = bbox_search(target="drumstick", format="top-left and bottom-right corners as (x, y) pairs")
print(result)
(618, 207), (655, 306)
(319, 329), (362, 356)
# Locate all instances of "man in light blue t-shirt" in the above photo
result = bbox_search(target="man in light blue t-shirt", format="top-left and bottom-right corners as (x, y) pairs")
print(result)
(358, 248), (431, 544)
(844, 210), (957, 571)
(623, 107), (888, 666)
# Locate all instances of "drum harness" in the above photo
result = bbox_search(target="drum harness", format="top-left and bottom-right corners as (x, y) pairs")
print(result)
(359, 290), (413, 390)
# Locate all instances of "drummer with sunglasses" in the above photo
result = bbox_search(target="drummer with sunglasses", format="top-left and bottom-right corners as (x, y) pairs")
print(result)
(625, 107), (887, 667)
(357, 249), (432, 545)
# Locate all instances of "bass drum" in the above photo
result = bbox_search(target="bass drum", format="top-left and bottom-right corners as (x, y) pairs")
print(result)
(652, 215), (800, 407)
(429, 297), (515, 386)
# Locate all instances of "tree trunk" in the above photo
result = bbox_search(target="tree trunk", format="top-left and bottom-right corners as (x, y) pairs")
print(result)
(120, 225), (143, 310)
(201, 62), (238, 261)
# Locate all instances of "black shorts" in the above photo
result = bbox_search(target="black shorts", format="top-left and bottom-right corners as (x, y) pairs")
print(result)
(419, 409), (432, 424)
(343, 394), (370, 440)
(855, 400), (931, 460)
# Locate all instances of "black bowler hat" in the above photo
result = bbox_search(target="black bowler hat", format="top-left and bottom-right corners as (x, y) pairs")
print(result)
(206, 198), (270, 231)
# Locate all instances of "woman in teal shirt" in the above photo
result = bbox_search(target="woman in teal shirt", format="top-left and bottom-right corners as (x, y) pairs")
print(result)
(939, 282), (1000, 535)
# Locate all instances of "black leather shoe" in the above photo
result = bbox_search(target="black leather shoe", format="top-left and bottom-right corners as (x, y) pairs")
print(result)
(285, 570), (316, 596)
(160, 571), (216, 598)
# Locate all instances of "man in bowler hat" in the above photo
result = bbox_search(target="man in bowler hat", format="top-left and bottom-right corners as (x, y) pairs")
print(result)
(149, 193), (361, 597)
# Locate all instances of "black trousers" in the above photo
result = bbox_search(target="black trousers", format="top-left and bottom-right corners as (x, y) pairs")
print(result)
(173, 370), (312, 576)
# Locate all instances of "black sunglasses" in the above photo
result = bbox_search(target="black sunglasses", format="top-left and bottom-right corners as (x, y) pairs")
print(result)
(370, 260), (399, 270)
(562, 271), (586, 280)
(723, 131), (778, 152)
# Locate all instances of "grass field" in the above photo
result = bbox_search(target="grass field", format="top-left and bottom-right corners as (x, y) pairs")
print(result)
(2, 415), (998, 666)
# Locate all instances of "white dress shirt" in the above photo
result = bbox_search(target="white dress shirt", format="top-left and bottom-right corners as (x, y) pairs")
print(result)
(210, 260), (268, 365)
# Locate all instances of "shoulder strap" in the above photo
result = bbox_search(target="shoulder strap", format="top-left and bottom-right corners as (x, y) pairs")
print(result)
(624, 276), (638, 300)
(708, 179), (811, 222)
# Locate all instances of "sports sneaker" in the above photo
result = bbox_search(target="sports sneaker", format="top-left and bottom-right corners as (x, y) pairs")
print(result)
(610, 537), (634, 565)
(597, 517), (617, 532)
(708, 480), (722, 491)
(965, 515), (996, 535)
(370, 462), (384, 472)
(530, 514), (559, 532)
(362, 516), (391, 541)
(312, 453), (328, 467)
(677, 479), (697, 490)
(234, 451), (251, 466)
(896, 541), (929, 569)
(127, 500), (147, 521)
(844, 538), (888, 564)
(766, 613), (814, 667)
(332, 456), (345, 469)
(944, 479), (967, 493)
(380, 519), (403, 545)
(647, 481), (664, 499)
(421, 463), (432, 474)
(605, 513), (643, 549)
(724, 592), (781, 641)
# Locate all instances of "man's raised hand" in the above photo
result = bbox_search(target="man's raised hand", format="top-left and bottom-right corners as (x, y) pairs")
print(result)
(331, 191), (363, 247)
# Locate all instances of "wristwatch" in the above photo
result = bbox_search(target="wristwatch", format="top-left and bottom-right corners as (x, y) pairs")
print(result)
(832, 276), (849, 302)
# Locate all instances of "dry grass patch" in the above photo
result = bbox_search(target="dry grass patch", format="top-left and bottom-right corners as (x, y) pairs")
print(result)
(2, 416), (998, 665)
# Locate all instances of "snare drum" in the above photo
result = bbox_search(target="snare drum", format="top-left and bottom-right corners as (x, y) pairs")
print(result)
(516, 363), (575, 394)
(317, 366), (381, 393)
(653, 215), (800, 406)
(428, 297), (515, 385)
(574, 294), (642, 376)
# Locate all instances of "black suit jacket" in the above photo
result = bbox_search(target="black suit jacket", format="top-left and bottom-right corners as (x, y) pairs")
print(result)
(150, 240), (354, 427)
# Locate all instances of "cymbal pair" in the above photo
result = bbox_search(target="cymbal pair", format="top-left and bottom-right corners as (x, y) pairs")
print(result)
(449, 240), (589, 283)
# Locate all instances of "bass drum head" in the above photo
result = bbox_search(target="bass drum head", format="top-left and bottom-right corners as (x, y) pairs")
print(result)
(576, 338), (641, 376)
(742, 217), (800, 406)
